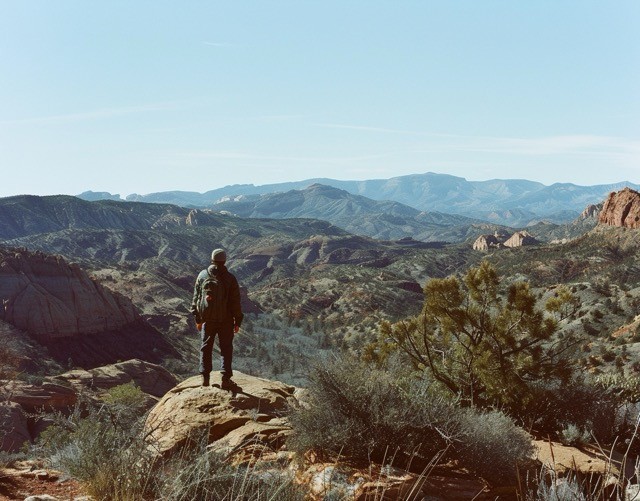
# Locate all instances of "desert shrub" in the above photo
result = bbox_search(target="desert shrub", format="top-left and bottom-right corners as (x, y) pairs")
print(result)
(38, 394), (156, 500)
(289, 356), (533, 484)
(103, 381), (150, 423)
(156, 436), (304, 501)
(458, 408), (534, 484)
(288, 356), (458, 464)
(559, 423), (591, 447)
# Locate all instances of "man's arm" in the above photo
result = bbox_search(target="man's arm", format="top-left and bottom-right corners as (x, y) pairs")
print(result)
(229, 275), (244, 330)
(191, 272), (203, 323)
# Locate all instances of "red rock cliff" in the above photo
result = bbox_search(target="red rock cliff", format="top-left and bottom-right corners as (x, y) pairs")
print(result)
(598, 187), (640, 229)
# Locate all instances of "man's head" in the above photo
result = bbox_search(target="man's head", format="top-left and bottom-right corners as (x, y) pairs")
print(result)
(211, 248), (227, 264)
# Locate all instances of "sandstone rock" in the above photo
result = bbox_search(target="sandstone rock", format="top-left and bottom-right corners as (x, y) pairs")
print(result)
(533, 439), (617, 477)
(0, 401), (30, 452)
(145, 372), (297, 457)
(504, 231), (539, 248)
(297, 462), (491, 500)
(3, 380), (76, 413)
(0, 248), (137, 340)
(185, 209), (201, 226)
(599, 187), (640, 228)
(55, 359), (177, 398)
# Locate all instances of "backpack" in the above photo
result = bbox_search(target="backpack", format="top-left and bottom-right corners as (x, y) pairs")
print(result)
(196, 269), (229, 322)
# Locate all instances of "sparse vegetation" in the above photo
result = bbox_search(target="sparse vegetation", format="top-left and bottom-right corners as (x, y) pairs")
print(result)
(36, 385), (304, 500)
(8, 189), (640, 497)
(288, 355), (533, 484)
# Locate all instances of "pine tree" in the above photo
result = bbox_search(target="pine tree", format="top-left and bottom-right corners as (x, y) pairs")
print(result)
(374, 262), (575, 411)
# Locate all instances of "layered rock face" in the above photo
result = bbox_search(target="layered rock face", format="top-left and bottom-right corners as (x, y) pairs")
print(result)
(598, 187), (640, 228)
(0, 248), (137, 340)
(472, 234), (501, 251)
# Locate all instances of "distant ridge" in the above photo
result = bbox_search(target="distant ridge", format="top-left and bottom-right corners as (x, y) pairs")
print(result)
(211, 183), (502, 243)
(111, 172), (639, 226)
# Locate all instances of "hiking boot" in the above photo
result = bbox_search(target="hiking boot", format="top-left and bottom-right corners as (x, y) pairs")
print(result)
(221, 377), (235, 390)
(201, 373), (210, 387)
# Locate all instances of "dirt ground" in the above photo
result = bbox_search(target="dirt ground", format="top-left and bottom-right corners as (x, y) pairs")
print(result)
(0, 462), (85, 501)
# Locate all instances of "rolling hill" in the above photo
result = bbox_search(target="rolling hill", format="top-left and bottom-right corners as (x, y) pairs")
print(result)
(101, 172), (640, 226)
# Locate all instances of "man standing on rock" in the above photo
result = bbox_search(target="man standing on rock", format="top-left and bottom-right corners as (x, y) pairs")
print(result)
(191, 248), (243, 389)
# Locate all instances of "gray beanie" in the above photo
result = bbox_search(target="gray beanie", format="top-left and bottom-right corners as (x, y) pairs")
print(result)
(211, 248), (227, 262)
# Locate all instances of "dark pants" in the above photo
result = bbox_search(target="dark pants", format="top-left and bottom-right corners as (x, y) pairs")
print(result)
(199, 321), (234, 378)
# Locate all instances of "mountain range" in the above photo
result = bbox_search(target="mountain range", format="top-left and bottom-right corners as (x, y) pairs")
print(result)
(80, 172), (640, 226)
(210, 183), (504, 243)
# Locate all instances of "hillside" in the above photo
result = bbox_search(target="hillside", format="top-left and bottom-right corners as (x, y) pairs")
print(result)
(113, 172), (640, 225)
(0, 195), (478, 381)
(3, 191), (635, 383)
(0, 246), (178, 369)
(212, 183), (505, 243)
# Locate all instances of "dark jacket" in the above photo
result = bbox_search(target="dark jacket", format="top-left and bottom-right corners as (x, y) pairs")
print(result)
(191, 264), (243, 327)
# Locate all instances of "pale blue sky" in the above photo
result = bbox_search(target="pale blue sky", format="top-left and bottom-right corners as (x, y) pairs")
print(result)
(0, 1), (638, 197)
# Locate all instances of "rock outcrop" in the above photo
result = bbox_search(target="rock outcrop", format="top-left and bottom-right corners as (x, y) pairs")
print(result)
(0, 401), (31, 452)
(145, 372), (298, 458)
(580, 203), (602, 220)
(3, 380), (77, 413)
(0, 248), (137, 340)
(504, 230), (539, 248)
(473, 230), (539, 251)
(598, 187), (640, 229)
(0, 359), (176, 452)
(54, 359), (178, 398)
(473, 234), (502, 251)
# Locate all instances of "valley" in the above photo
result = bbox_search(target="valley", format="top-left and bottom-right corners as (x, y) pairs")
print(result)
(3, 186), (640, 499)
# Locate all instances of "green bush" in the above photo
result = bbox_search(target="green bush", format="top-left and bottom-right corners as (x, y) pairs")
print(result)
(559, 423), (591, 447)
(376, 262), (575, 414)
(288, 356), (533, 484)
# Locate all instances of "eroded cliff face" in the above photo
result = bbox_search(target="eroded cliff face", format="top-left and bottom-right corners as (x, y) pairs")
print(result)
(0, 248), (137, 340)
(599, 188), (640, 229)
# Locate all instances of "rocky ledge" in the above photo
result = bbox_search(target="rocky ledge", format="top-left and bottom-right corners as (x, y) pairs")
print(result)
(145, 371), (299, 458)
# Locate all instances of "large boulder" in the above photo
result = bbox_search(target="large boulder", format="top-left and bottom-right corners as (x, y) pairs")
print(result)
(0, 401), (30, 452)
(599, 187), (640, 229)
(145, 372), (297, 457)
